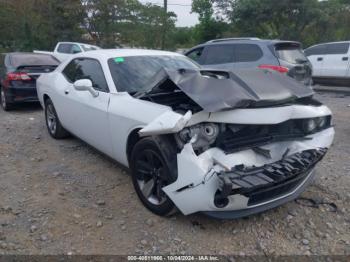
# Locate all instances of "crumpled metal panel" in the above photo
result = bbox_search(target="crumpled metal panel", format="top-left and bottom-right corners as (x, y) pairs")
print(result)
(162, 68), (314, 112)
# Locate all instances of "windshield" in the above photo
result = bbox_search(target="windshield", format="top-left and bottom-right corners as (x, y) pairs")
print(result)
(275, 44), (307, 64)
(108, 55), (199, 93)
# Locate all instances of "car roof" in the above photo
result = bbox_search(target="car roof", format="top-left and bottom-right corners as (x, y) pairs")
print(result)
(306, 41), (350, 49)
(7, 52), (59, 59)
(7, 52), (52, 56)
(190, 38), (301, 49)
(73, 49), (184, 59)
(58, 42), (101, 49)
(59, 42), (95, 46)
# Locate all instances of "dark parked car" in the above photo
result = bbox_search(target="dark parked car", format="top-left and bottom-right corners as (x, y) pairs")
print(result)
(0, 52), (59, 111)
(185, 38), (313, 86)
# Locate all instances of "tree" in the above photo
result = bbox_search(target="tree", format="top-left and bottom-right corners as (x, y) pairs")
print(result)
(191, 0), (228, 43)
(0, 0), (83, 51)
(80, 0), (176, 49)
(212, 0), (350, 47)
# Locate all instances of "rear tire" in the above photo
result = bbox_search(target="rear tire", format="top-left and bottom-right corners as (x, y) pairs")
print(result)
(0, 87), (12, 111)
(130, 137), (177, 216)
(45, 98), (69, 139)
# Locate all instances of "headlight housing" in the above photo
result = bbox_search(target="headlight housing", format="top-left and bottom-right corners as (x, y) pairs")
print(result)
(302, 119), (318, 133)
(175, 123), (219, 152)
(302, 116), (330, 134)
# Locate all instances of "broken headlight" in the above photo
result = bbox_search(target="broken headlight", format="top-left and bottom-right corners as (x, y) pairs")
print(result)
(302, 119), (318, 133)
(175, 123), (219, 151)
(302, 116), (329, 134)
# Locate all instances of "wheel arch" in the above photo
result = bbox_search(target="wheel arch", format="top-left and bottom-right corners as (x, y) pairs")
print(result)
(126, 128), (178, 172)
(126, 128), (143, 165)
(43, 94), (50, 105)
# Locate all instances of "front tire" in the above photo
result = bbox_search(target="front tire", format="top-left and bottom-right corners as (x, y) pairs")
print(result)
(130, 137), (177, 216)
(0, 87), (12, 111)
(45, 98), (69, 139)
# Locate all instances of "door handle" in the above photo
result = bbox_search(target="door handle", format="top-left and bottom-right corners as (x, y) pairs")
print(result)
(317, 57), (323, 61)
(342, 57), (349, 61)
(64, 90), (69, 95)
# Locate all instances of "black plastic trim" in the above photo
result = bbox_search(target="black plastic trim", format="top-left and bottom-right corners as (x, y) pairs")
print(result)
(203, 170), (316, 220)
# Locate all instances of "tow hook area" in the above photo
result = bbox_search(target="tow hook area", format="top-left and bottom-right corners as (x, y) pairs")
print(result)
(214, 148), (327, 208)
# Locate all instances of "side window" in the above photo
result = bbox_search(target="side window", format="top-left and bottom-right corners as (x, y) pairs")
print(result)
(62, 60), (78, 82)
(304, 44), (327, 56)
(62, 58), (109, 92)
(57, 44), (73, 54)
(234, 44), (263, 62)
(202, 44), (235, 65)
(186, 47), (204, 63)
(326, 43), (349, 55)
(71, 45), (82, 54)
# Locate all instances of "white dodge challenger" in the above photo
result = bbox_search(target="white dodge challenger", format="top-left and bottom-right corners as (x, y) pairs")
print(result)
(37, 49), (334, 219)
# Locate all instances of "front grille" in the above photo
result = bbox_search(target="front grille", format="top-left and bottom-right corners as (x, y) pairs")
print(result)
(216, 148), (327, 206)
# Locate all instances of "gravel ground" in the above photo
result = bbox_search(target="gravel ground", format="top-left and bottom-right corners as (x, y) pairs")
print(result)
(0, 92), (349, 256)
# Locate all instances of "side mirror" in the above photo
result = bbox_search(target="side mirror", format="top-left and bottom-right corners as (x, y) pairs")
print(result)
(73, 79), (99, 97)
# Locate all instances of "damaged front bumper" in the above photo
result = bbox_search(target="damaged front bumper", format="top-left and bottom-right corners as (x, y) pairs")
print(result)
(209, 148), (326, 219)
(162, 127), (334, 218)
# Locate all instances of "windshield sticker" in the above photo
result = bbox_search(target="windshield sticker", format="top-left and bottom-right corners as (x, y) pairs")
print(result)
(114, 57), (125, 63)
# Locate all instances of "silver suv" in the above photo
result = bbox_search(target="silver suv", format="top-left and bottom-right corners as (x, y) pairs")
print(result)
(185, 38), (313, 86)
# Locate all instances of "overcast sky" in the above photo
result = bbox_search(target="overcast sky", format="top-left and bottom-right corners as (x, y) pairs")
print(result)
(139, 0), (199, 27)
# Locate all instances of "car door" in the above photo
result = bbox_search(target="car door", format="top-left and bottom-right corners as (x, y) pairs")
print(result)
(59, 58), (113, 156)
(304, 44), (327, 77)
(322, 42), (350, 77)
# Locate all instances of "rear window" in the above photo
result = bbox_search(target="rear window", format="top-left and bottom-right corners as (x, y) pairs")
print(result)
(275, 43), (307, 64)
(202, 44), (263, 65)
(108, 55), (199, 93)
(10, 53), (59, 68)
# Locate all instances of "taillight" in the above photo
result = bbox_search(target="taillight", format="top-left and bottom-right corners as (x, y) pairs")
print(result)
(258, 64), (289, 74)
(6, 72), (32, 81)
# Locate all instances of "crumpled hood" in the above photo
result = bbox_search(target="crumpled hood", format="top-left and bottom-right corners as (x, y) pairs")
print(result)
(163, 68), (314, 112)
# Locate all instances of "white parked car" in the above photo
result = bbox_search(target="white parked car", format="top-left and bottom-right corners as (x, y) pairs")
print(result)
(305, 41), (350, 80)
(34, 42), (101, 62)
(37, 49), (334, 218)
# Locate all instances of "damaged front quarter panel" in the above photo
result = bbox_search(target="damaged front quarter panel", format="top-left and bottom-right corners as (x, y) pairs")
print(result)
(139, 110), (192, 137)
